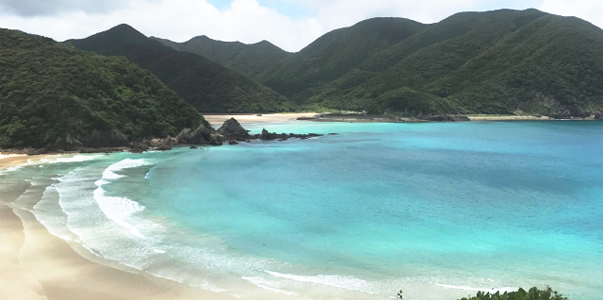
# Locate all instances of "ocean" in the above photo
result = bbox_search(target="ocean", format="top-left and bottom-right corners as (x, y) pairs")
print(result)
(2, 121), (602, 299)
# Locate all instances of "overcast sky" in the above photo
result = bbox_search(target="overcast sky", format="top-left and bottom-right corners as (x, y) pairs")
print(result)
(0, 0), (601, 52)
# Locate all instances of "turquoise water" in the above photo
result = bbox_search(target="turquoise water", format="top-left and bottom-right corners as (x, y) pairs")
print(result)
(2, 121), (602, 299)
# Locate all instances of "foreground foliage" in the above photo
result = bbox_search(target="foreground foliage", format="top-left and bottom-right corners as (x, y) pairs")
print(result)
(458, 287), (569, 300)
(0, 28), (204, 149)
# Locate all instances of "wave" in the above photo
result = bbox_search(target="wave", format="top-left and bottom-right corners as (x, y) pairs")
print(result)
(434, 283), (517, 293)
(265, 270), (376, 294)
(47, 154), (103, 164)
(94, 159), (154, 238)
(242, 276), (297, 296)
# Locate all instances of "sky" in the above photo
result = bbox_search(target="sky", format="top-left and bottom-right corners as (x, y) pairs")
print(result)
(0, 0), (601, 52)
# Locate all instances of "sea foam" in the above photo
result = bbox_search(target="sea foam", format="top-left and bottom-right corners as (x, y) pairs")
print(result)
(94, 159), (153, 238)
(265, 271), (377, 294)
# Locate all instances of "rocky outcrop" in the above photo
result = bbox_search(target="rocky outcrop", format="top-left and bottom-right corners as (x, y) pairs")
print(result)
(176, 124), (211, 144)
(424, 115), (470, 122)
(595, 112), (603, 120)
(218, 118), (250, 141)
(256, 128), (323, 141)
(209, 133), (224, 146)
(10, 118), (330, 155)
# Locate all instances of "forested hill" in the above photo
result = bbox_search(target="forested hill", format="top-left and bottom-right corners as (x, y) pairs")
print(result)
(153, 35), (291, 80)
(162, 9), (603, 117)
(67, 24), (294, 113)
(0, 28), (204, 149)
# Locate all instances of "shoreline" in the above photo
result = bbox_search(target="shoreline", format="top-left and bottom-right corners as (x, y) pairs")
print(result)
(3, 114), (599, 157)
(0, 155), (241, 300)
(204, 112), (317, 125)
(205, 113), (600, 125)
(0, 153), (301, 300)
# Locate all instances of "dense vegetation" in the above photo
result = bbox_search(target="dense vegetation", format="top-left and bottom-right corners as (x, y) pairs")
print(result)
(456, 287), (569, 300)
(162, 9), (603, 116)
(68, 25), (294, 113)
(154, 35), (291, 79)
(0, 28), (204, 149)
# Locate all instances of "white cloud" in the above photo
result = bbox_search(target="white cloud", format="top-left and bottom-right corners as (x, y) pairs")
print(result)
(2, 0), (601, 53)
(288, 0), (480, 29)
(0, 0), (323, 52)
(539, 0), (603, 29)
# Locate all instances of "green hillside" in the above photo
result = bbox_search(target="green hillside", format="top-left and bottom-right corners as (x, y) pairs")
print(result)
(154, 35), (291, 79)
(312, 9), (603, 116)
(0, 28), (204, 149)
(303, 10), (603, 116)
(169, 9), (603, 117)
(257, 17), (427, 103)
(68, 25), (294, 113)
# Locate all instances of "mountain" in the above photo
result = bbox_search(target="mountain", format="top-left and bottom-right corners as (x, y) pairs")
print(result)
(256, 17), (428, 103)
(154, 35), (291, 79)
(67, 24), (294, 113)
(310, 9), (603, 116)
(0, 28), (204, 149)
(167, 10), (603, 117)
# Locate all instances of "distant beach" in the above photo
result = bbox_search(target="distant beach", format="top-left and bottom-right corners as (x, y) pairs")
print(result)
(204, 113), (317, 125)
(203, 113), (594, 126)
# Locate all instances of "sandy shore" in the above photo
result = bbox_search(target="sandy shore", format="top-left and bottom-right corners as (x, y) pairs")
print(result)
(0, 155), (240, 300)
(204, 113), (569, 125)
(467, 115), (552, 121)
(0, 154), (30, 170)
(204, 113), (317, 125)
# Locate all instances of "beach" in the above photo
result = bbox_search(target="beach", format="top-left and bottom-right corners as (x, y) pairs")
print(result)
(0, 155), (240, 300)
(1, 120), (601, 300)
(204, 113), (317, 125)
(202, 113), (583, 126)
(0, 154), (31, 170)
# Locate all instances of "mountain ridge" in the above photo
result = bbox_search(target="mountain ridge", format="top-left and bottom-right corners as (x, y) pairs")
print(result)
(0, 27), (204, 150)
(156, 8), (603, 116)
(68, 24), (295, 113)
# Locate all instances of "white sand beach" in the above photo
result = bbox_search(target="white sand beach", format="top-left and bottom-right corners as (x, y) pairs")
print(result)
(204, 113), (317, 125)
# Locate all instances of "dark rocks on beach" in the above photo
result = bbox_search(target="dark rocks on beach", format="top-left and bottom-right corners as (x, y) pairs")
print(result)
(297, 117), (318, 121)
(424, 115), (470, 122)
(595, 112), (603, 120)
(550, 110), (572, 120)
(190, 146), (198, 149)
(130, 142), (149, 153)
(228, 140), (239, 145)
(218, 118), (251, 141)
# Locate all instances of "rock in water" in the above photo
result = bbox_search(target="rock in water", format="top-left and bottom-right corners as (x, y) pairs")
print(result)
(176, 125), (211, 144)
(218, 118), (250, 141)
(210, 134), (224, 146)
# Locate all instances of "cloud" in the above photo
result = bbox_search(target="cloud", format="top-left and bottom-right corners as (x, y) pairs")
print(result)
(0, 0), (323, 52)
(287, 0), (481, 28)
(539, 0), (603, 29)
(1, 0), (601, 53)
(0, 0), (132, 16)
(0, 0), (483, 52)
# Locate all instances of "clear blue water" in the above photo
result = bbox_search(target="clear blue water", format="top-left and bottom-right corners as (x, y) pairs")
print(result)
(3, 121), (602, 299)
